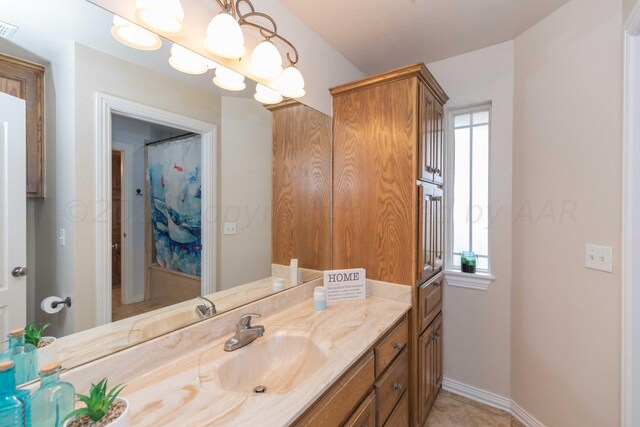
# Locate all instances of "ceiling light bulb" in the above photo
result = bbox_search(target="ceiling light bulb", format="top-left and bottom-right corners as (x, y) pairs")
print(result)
(204, 12), (246, 59)
(111, 16), (162, 51)
(135, 0), (185, 35)
(275, 65), (306, 98)
(169, 43), (214, 75)
(254, 83), (283, 104)
(213, 65), (246, 91)
(250, 40), (283, 80)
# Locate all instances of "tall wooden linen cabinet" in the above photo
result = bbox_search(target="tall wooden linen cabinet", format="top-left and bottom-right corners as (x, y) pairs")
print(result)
(331, 63), (448, 426)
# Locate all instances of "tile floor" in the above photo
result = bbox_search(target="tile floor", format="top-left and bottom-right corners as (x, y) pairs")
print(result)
(427, 390), (525, 427)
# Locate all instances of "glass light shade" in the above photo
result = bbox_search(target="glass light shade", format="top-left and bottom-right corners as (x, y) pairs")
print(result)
(169, 43), (214, 75)
(135, 0), (185, 35)
(254, 83), (283, 104)
(204, 13), (246, 59)
(213, 66), (246, 91)
(275, 65), (306, 98)
(111, 16), (162, 51)
(250, 40), (283, 80)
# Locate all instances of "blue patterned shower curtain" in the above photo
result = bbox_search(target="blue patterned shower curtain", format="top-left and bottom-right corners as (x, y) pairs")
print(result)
(147, 135), (202, 277)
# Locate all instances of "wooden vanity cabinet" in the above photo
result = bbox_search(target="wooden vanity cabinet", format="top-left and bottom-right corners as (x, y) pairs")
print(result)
(292, 315), (409, 427)
(417, 313), (443, 426)
(331, 63), (448, 426)
(0, 54), (45, 197)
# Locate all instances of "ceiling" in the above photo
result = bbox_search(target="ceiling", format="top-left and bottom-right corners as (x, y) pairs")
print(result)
(279, 0), (570, 74)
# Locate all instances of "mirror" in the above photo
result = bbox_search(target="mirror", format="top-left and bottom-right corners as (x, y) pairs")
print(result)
(0, 0), (331, 384)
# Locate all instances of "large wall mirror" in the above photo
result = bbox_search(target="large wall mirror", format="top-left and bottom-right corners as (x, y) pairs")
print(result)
(0, 0), (331, 385)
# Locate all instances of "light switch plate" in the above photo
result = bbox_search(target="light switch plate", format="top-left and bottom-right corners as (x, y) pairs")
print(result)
(585, 244), (613, 273)
(223, 222), (237, 235)
(58, 228), (66, 247)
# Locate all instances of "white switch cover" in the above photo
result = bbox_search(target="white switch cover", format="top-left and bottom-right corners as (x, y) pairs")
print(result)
(223, 222), (237, 235)
(585, 244), (613, 272)
(58, 228), (66, 247)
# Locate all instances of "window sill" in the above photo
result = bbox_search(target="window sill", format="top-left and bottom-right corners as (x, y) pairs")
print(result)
(444, 270), (494, 291)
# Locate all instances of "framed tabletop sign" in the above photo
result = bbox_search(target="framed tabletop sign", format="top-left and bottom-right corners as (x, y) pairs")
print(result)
(323, 268), (366, 303)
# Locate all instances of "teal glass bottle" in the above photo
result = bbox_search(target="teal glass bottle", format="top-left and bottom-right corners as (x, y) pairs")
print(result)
(31, 363), (75, 427)
(0, 360), (29, 426)
(0, 328), (38, 384)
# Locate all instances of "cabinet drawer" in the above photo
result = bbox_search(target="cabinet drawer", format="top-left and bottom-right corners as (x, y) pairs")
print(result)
(375, 348), (409, 425)
(344, 391), (376, 427)
(383, 389), (408, 427)
(419, 273), (443, 333)
(293, 352), (374, 427)
(375, 316), (408, 376)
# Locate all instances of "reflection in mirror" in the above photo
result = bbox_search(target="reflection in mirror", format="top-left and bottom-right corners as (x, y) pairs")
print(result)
(0, 0), (330, 385)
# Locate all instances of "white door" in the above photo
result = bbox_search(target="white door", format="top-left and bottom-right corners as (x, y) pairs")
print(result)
(0, 91), (27, 342)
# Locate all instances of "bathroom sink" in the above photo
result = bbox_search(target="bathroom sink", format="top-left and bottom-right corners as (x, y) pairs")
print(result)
(211, 329), (330, 394)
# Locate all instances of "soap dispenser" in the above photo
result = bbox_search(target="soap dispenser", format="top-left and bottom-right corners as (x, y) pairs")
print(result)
(0, 361), (31, 426)
(0, 328), (38, 384)
(31, 362), (74, 427)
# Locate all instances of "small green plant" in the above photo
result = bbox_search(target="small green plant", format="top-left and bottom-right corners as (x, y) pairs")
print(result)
(65, 379), (126, 423)
(24, 322), (50, 347)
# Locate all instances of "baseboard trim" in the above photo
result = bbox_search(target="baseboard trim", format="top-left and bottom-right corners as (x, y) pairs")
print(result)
(442, 377), (545, 427)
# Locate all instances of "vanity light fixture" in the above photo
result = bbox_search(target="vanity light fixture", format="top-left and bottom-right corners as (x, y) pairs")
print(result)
(169, 43), (217, 75)
(111, 16), (162, 51)
(135, 0), (185, 36)
(254, 83), (283, 104)
(250, 40), (282, 80)
(213, 65), (246, 91)
(204, 12), (246, 59)
(274, 65), (305, 98)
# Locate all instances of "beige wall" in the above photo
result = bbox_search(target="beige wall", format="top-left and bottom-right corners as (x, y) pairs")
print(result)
(428, 41), (514, 398)
(512, 0), (623, 425)
(219, 97), (272, 290)
(74, 44), (221, 332)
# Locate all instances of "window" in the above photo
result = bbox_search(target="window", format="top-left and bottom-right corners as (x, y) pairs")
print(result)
(449, 104), (491, 274)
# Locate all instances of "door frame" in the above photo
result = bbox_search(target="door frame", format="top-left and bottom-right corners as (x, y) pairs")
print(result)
(622, 4), (640, 426)
(95, 93), (217, 326)
(111, 142), (136, 305)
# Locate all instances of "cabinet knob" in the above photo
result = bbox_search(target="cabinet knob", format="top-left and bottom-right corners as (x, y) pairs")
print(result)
(393, 382), (403, 391)
(433, 332), (440, 341)
(393, 342), (402, 351)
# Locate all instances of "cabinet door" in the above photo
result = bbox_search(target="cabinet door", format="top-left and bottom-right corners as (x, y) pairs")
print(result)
(0, 54), (44, 198)
(432, 186), (444, 271)
(432, 101), (444, 186)
(417, 182), (434, 284)
(419, 273), (443, 333)
(418, 325), (436, 425)
(432, 313), (444, 392)
(419, 85), (435, 182)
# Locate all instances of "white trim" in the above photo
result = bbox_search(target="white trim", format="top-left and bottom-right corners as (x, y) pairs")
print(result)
(442, 377), (545, 427)
(95, 93), (217, 326)
(111, 142), (142, 304)
(623, 4), (640, 426)
(444, 102), (493, 275)
(444, 270), (494, 290)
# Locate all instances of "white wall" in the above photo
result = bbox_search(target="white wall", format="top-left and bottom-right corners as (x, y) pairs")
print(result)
(428, 41), (514, 398)
(74, 44), (221, 332)
(625, 0), (639, 20)
(219, 97), (272, 290)
(512, 0), (623, 425)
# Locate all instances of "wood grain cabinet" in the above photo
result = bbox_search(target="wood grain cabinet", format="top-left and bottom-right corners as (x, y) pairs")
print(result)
(418, 313), (443, 426)
(293, 315), (409, 427)
(331, 63), (448, 426)
(0, 54), (45, 197)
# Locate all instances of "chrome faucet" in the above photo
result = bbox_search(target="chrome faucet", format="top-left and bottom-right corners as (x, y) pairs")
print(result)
(224, 313), (265, 352)
(195, 296), (217, 319)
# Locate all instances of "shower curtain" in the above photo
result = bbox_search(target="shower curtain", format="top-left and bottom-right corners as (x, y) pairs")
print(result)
(147, 135), (202, 277)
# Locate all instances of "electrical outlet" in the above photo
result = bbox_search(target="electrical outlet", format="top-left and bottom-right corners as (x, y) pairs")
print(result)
(223, 222), (237, 235)
(58, 228), (66, 247)
(585, 244), (613, 273)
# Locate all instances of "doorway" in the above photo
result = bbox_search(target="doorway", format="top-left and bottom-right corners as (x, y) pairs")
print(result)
(96, 93), (217, 325)
(110, 115), (205, 322)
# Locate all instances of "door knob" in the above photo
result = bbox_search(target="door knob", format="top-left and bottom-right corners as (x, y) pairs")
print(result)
(112, 243), (120, 254)
(11, 267), (28, 278)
